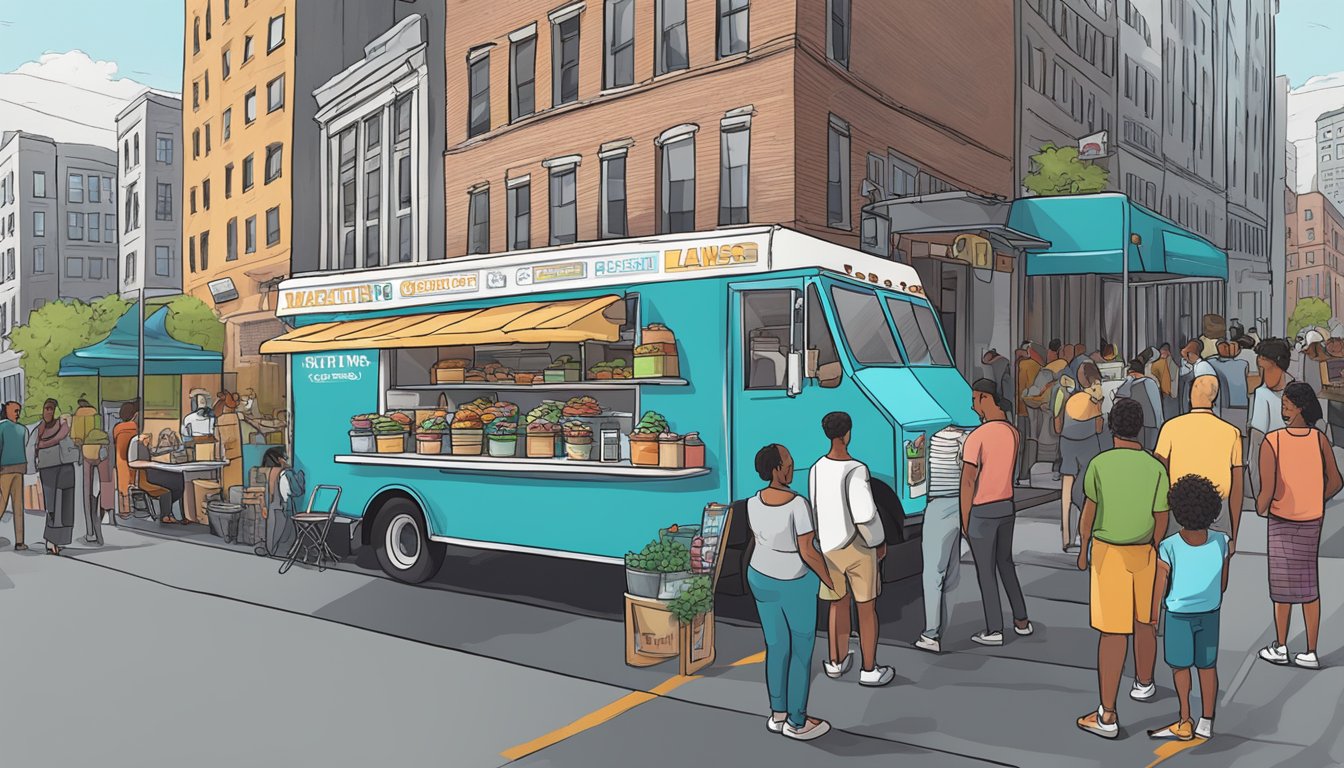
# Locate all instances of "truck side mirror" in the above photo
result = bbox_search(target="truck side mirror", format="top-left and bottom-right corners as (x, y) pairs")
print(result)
(786, 352), (803, 397)
(817, 362), (843, 389)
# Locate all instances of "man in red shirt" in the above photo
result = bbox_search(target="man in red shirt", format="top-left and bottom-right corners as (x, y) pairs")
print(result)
(961, 379), (1033, 646)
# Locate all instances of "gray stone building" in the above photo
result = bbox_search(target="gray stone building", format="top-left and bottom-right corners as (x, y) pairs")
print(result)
(0, 131), (118, 402)
(1316, 107), (1344, 210)
(116, 91), (184, 299)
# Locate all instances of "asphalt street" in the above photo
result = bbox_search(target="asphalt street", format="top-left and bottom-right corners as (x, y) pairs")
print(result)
(0, 496), (1341, 768)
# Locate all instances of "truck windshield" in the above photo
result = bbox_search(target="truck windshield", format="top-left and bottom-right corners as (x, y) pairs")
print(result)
(885, 296), (952, 366)
(829, 285), (902, 365)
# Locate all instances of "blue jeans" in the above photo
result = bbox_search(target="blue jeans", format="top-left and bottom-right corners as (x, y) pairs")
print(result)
(748, 566), (820, 729)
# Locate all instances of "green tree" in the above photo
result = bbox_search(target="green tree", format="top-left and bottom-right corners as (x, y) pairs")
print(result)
(1287, 297), (1333, 338)
(1022, 143), (1110, 196)
(10, 296), (132, 421)
(161, 294), (225, 352)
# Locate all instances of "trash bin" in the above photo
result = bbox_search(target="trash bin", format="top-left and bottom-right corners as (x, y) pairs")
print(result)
(207, 501), (243, 543)
(192, 480), (222, 525)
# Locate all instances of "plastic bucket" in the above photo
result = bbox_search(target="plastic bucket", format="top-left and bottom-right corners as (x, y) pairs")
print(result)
(350, 430), (375, 453)
(565, 438), (593, 461)
(625, 567), (661, 598)
(487, 436), (518, 458)
(207, 502), (243, 543)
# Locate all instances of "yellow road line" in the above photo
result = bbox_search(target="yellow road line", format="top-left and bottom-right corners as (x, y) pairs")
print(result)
(1145, 737), (1207, 767)
(500, 652), (762, 762)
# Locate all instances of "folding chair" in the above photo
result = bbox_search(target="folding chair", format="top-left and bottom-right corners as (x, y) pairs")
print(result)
(279, 485), (342, 575)
(126, 485), (157, 521)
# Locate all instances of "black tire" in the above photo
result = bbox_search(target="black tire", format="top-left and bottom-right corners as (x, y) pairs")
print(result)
(371, 497), (446, 584)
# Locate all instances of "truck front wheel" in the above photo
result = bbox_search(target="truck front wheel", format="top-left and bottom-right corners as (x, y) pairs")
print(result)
(372, 497), (446, 584)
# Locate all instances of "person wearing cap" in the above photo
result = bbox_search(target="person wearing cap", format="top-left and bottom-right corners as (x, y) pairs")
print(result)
(958, 379), (1032, 648)
(80, 427), (114, 545)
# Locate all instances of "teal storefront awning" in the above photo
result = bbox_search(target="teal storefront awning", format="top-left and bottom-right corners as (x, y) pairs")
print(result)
(58, 305), (224, 377)
(1007, 193), (1227, 280)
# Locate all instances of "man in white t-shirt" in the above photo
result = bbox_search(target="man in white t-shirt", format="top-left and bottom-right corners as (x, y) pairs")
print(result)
(808, 411), (894, 687)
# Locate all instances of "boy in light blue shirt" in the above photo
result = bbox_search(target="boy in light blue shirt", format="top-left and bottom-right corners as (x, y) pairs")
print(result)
(1149, 475), (1230, 742)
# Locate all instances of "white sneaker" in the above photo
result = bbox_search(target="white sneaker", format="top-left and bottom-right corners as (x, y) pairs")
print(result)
(1130, 680), (1156, 701)
(766, 714), (787, 734)
(1294, 651), (1321, 669)
(1259, 643), (1290, 665)
(971, 631), (1004, 646)
(1195, 717), (1213, 739)
(783, 718), (831, 741)
(859, 665), (895, 687)
(823, 650), (853, 679)
(1014, 622), (1035, 636)
(914, 635), (941, 654)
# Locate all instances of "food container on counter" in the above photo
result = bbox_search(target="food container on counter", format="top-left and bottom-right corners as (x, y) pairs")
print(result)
(600, 429), (621, 462)
(350, 415), (374, 431)
(488, 435), (518, 458)
(432, 359), (469, 384)
(625, 567), (661, 599)
(658, 433), (685, 469)
(375, 432), (408, 453)
(633, 343), (679, 378)
(642, 323), (676, 345)
(349, 430), (375, 453)
(683, 432), (704, 468)
(629, 433), (660, 466)
(565, 437), (593, 461)
(514, 372), (538, 386)
(526, 423), (558, 458)
(451, 428), (484, 456)
(415, 433), (445, 455)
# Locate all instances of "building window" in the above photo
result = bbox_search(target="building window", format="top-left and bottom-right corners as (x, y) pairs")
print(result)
(600, 152), (628, 239)
(193, 17), (201, 54)
(245, 215), (256, 253)
(205, 124), (212, 155)
(265, 142), (283, 183)
(88, 212), (101, 242)
(266, 206), (280, 246)
(827, 115), (851, 228)
(193, 128), (201, 158)
(156, 134), (173, 163)
(33, 171), (45, 198)
(33, 211), (45, 237)
(656, 0), (689, 76)
(268, 14), (285, 52)
(224, 164), (233, 198)
(1305, 209), (1314, 220)
(338, 127), (357, 267)
(468, 53), (490, 138)
(67, 212), (83, 240)
(827, 0), (851, 68)
(222, 49), (232, 80)
(718, 0), (749, 58)
(605, 0), (635, 89)
(227, 217), (238, 261)
(155, 245), (172, 277)
(202, 178), (211, 210)
(89, 256), (103, 280)
(193, 81), (200, 111)
(126, 252), (137, 283)
(267, 74), (285, 112)
(510, 32), (536, 122)
(243, 154), (254, 191)
(68, 173), (83, 203)
(468, 188), (490, 254)
(33, 246), (45, 274)
(106, 212), (115, 242)
(189, 236), (196, 273)
(244, 89), (258, 124)
(205, 1), (212, 38)
(190, 187), (197, 215)
(88, 175), (101, 203)
(203, 72), (209, 103)
(1308, 228), (1316, 241)
(659, 132), (696, 234)
(223, 108), (232, 141)
(365, 163), (381, 268)
(244, 35), (255, 62)
(507, 180), (531, 251)
(720, 119), (750, 225)
(200, 231), (209, 270)
(553, 14), (581, 106)
(66, 257), (84, 279)
(223, 0), (229, 21)
(549, 166), (577, 245)
(393, 96), (413, 263)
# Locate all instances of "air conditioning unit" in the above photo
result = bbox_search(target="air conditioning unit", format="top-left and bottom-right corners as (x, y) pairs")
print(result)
(952, 234), (993, 269)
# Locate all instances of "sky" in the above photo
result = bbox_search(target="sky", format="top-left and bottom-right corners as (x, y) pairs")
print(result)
(1277, 0), (1344, 86)
(0, 0), (183, 91)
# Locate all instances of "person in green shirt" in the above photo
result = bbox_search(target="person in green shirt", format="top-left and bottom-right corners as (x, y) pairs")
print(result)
(0, 401), (29, 550)
(1075, 398), (1171, 740)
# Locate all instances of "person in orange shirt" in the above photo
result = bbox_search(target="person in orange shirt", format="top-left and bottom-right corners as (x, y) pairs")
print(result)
(112, 400), (142, 520)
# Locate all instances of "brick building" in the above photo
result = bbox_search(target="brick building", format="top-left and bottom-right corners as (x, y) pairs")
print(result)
(1286, 191), (1344, 321)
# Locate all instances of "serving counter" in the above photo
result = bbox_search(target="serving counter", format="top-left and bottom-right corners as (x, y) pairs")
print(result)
(334, 453), (710, 479)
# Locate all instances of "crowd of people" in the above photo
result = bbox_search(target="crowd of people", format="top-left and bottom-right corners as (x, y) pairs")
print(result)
(741, 319), (1341, 745)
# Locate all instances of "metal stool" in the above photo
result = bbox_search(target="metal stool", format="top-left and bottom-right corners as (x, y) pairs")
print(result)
(279, 485), (342, 575)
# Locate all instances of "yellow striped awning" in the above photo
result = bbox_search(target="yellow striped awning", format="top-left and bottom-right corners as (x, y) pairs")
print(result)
(259, 295), (625, 354)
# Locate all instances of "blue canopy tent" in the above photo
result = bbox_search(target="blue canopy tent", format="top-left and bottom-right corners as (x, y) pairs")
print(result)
(58, 305), (224, 425)
(1008, 193), (1228, 358)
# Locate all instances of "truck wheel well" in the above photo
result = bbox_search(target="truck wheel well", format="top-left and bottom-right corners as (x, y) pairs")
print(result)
(871, 479), (906, 544)
(361, 489), (422, 545)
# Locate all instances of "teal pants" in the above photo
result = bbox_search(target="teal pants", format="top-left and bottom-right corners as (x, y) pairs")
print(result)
(748, 566), (819, 729)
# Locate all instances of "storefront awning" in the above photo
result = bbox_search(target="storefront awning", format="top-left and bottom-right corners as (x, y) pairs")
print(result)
(1007, 193), (1227, 280)
(863, 191), (1051, 250)
(58, 305), (225, 377)
(259, 295), (625, 354)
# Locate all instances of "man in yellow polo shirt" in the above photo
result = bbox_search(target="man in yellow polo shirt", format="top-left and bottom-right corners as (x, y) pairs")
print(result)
(1075, 399), (1170, 740)
(1154, 375), (1244, 550)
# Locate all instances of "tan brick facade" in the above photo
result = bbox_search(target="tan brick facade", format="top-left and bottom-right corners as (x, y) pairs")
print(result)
(1287, 192), (1344, 320)
(442, 0), (1014, 258)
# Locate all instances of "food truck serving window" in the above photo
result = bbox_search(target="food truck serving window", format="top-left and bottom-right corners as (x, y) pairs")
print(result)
(829, 285), (901, 366)
(885, 296), (952, 367)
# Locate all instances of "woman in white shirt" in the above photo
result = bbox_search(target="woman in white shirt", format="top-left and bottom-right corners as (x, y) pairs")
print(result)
(746, 443), (836, 742)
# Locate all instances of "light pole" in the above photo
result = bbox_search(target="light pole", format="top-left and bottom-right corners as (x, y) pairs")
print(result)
(1126, 233), (1142, 363)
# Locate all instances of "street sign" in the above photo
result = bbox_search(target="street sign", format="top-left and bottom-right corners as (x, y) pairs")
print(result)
(1078, 131), (1108, 160)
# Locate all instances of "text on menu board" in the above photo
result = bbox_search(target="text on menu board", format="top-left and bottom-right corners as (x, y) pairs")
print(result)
(283, 283), (394, 310)
(302, 353), (374, 384)
(663, 241), (760, 273)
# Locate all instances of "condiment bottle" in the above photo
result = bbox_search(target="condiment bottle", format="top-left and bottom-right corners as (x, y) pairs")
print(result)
(683, 432), (704, 468)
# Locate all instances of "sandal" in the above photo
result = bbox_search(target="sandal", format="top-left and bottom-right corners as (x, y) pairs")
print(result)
(13, 543), (27, 551)
(45, 544), (60, 556)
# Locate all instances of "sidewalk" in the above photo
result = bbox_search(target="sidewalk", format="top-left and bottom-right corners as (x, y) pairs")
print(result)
(54, 496), (1344, 767)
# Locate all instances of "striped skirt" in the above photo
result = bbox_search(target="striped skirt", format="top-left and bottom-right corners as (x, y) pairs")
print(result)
(1267, 515), (1323, 604)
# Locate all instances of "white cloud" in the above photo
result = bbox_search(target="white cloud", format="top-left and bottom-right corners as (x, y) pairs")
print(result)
(0, 51), (174, 148)
(1287, 72), (1344, 194)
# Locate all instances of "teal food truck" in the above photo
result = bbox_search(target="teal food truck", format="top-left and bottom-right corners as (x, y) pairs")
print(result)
(263, 226), (976, 583)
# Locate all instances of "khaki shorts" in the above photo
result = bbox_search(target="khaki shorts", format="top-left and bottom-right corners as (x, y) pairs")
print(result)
(819, 540), (880, 603)
(1089, 540), (1156, 634)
